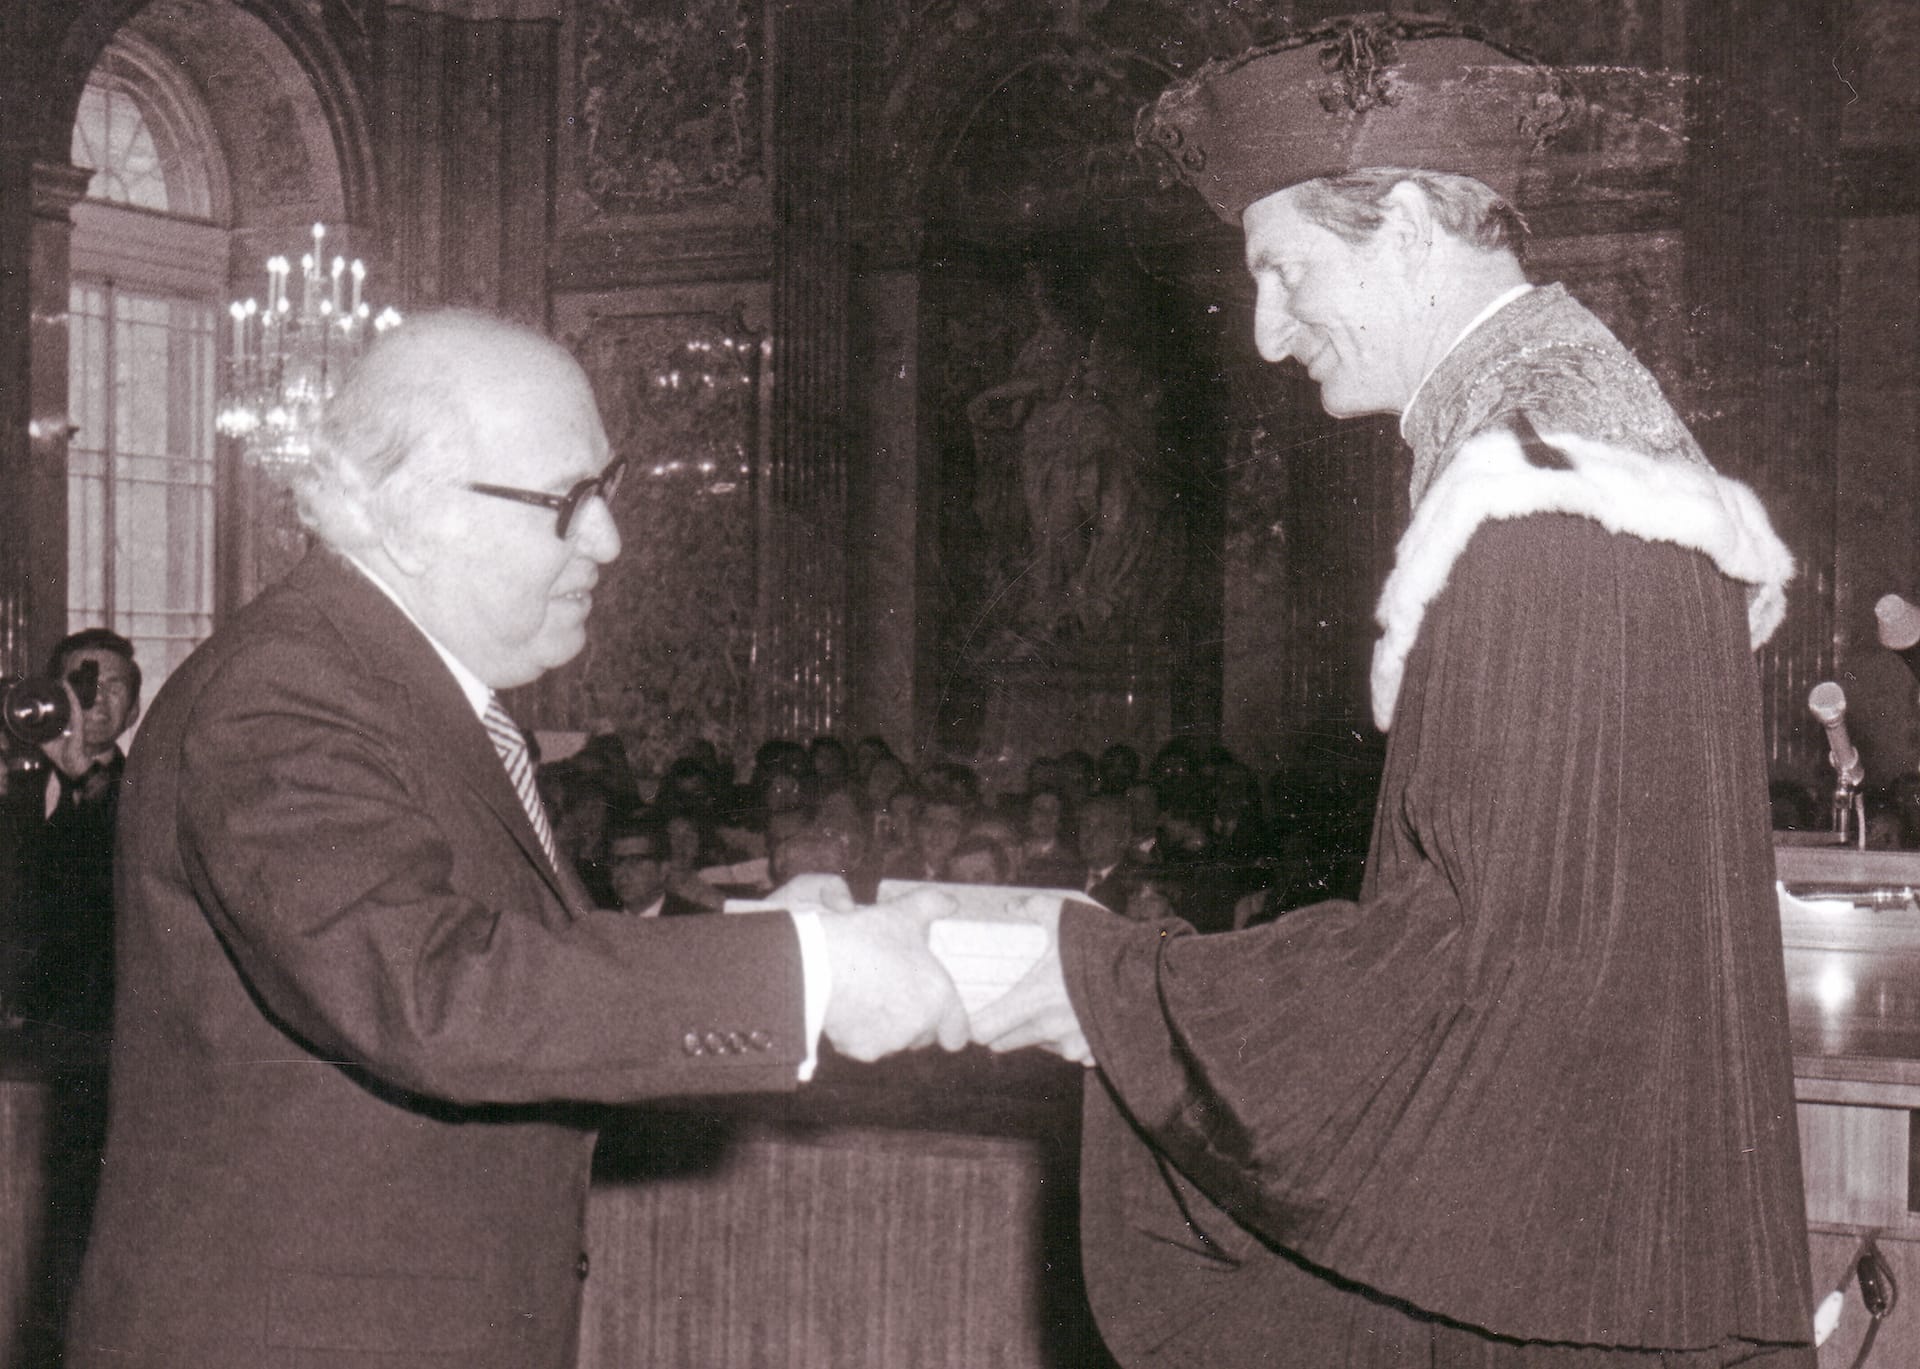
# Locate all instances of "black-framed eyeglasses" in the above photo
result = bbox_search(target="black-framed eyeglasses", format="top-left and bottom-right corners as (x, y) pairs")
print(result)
(467, 455), (629, 540)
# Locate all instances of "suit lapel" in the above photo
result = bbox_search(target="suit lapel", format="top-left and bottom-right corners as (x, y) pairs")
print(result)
(291, 549), (589, 917)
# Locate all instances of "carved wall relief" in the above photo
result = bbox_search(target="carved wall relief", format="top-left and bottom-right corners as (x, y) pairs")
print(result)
(562, 0), (764, 227)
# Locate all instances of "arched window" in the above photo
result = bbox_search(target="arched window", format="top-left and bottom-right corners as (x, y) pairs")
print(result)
(67, 33), (228, 697)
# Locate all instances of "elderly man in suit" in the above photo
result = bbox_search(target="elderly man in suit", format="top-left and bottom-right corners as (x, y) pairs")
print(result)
(66, 309), (965, 1369)
(976, 16), (1814, 1368)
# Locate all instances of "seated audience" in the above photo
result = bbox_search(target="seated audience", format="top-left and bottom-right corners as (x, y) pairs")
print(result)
(868, 786), (919, 879)
(538, 759), (617, 907)
(606, 816), (695, 917)
(769, 820), (854, 887)
(1055, 750), (1098, 809)
(1076, 794), (1168, 919)
(885, 792), (966, 882)
(1123, 780), (1164, 865)
(661, 812), (727, 912)
(918, 760), (982, 812)
(862, 751), (909, 815)
(1096, 742), (1142, 798)
(948, 830), (1016, 886)
(1018, 785), (1082, 889)
(807, 735), (853, 800)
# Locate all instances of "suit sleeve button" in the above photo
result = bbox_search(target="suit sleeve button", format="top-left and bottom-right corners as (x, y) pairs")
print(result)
(747, 1030), (771, 1051)
(703, 1030), (727, 1054)
(682, 1031), (704, 1056)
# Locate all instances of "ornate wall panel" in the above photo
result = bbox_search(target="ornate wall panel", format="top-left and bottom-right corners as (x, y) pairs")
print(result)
(554, 0), (772, 289)
(535, 288), (769, 772)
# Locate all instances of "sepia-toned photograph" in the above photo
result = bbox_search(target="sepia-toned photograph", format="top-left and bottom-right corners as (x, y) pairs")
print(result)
(1, 2), (1917, 1365)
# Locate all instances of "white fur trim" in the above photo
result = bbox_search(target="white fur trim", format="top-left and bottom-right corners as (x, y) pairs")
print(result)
(1370, 427), (1794, 731)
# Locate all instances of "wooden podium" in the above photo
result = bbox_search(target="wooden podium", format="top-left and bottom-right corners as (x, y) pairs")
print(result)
(1778, 841), (1920, 1365)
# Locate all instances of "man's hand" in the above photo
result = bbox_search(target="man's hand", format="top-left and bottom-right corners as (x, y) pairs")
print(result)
(968, 896), (1094, 1067)
(818, 884), (971, 1062)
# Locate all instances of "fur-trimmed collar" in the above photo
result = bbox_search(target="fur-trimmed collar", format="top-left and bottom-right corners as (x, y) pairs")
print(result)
(1370, 425), (1794, 730)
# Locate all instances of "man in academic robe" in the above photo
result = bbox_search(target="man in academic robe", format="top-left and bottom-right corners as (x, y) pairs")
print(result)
(976, 17), (1814, 1367)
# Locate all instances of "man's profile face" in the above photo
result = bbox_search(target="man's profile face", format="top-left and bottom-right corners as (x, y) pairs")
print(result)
(63, 647), (138, 751)
(1243, 184), (1415, 418)
(413, 349), (623, 689)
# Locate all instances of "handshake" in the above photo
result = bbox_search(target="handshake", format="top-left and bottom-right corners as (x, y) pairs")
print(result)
(767, 874), (1095, 1068)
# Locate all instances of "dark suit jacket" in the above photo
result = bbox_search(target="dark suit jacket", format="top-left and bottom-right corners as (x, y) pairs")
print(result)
(11, 750), (124, 1035)
(69, 549), (806, 1369)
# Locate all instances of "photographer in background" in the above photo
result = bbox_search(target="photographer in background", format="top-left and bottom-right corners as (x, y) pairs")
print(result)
(0, 628), (139, 1364)
(3, 627), (142, 1036)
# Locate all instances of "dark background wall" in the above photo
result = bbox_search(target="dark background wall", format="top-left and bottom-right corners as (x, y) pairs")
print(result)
(1, 0), (1916, 795)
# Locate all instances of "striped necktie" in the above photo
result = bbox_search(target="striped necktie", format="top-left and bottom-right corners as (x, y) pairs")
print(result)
(481, 697), (559, 870)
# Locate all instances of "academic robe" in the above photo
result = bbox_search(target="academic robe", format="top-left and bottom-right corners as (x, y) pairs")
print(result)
(1059, 287), (1814, 1366)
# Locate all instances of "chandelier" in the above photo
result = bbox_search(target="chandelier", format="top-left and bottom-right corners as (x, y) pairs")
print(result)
(217, 222), (401, 470)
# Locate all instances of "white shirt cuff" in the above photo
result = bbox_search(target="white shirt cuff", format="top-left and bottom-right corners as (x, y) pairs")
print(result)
(787, 907), (832, 1081)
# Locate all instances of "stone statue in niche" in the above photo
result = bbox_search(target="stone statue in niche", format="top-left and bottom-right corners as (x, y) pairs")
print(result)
(963, 264), (1182, 661)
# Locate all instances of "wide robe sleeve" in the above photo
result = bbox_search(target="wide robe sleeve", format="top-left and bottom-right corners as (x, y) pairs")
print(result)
(1061, 512), (1811, 1352)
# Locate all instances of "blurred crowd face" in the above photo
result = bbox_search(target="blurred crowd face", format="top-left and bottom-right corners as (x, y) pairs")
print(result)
(1096, 745), (1140, 796)
(553, 792), (608, 864)
(915, 800), (966, 873)
(609, 832), (668, 911)
(762, 771), (805, 815)
(1079, 798), (1129, 870)
(1126, 783), (1161, 839)
(813, 790), (869, 868)
(864, 755), (908, 810)
(771, 828), (850, 885)
(948, 841), (1007, 885)
(1025, 791), (1063, 846)
(873, 789), (918, 853)
(665, 814), (703, 871)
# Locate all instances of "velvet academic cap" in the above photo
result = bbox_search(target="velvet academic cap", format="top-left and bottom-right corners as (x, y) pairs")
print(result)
(1136, 14), (1574, 222)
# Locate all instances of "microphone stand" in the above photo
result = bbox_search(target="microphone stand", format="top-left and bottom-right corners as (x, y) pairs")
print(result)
(1809, 681), (1867, 850)
(1830, 772), (1866, 851)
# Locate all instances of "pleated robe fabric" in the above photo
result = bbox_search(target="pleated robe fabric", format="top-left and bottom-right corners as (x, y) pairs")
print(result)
(1062, 512), (1814, 1366)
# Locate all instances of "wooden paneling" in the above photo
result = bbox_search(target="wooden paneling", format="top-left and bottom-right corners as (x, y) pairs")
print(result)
(578, 1120), (1100, 1369)
(1799, 1101), (1913, 1231)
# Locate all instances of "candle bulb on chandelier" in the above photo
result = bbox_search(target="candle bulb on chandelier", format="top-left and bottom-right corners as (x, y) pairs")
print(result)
(223, 226), (397, 471)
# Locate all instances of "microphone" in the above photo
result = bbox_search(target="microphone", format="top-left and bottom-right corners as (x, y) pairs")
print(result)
(1808, 681), (1865, 789)
(1875, 593), (1920, 677)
